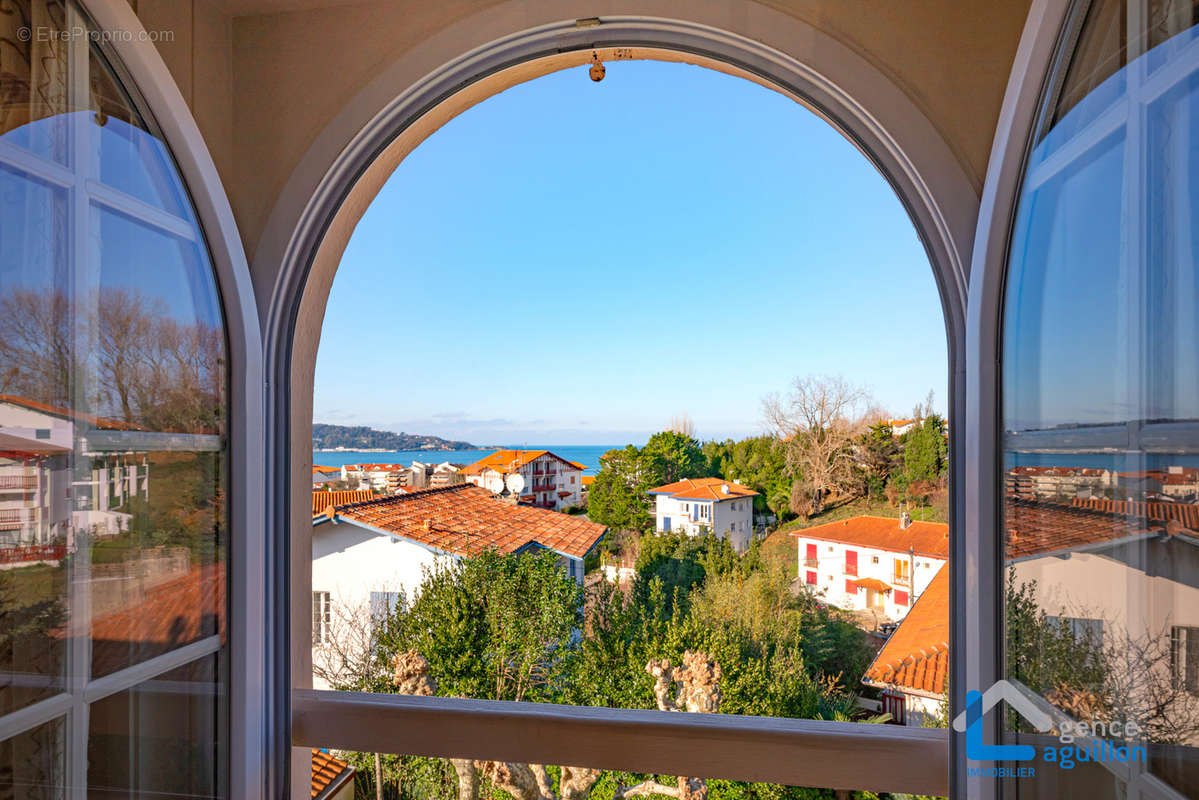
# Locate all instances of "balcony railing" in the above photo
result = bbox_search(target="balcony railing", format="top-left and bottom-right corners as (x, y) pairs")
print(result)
(293, 690), (948, 796)
(803, 557), (818, 568)
(844, 564), (858, 577)
(0, 475), (37, 490)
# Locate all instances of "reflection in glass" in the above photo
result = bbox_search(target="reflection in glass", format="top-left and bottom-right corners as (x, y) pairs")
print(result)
(1002, 0), (1199, 797)
(0, 716), (65, 799)
(0, 1), (227, 796)
(87, 654), (227, 799)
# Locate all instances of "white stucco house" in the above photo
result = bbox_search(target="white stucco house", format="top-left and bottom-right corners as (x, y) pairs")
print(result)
(791, 514), (949, 622)
(862, 562), (949, 726)
(310, 483), (607, 688)
(460, 450), (586, 510)
(648, 477), (758, 551)
(0, 393), (149, 551)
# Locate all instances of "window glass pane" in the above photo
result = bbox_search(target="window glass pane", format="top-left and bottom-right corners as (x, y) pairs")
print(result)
(87, 652), (227, 799)
(0, 1), (74, 164)
(0, 163), (70, 716)
(87, 46), (189, 216)
(0, 715), (65, 799)
(0, 1), (228, 795)
(1002, 1), (1199, 797)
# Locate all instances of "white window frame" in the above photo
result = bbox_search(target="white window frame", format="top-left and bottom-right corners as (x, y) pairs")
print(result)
(0, 9), (259, 800)
(70, 2), (268, 799)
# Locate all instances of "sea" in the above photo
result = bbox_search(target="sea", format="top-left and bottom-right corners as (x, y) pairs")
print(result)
(312, 445), (617, 475)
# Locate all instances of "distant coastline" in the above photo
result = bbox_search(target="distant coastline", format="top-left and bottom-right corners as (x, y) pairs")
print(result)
(312, 422), (475, 452)
(311, 445), (616, 474)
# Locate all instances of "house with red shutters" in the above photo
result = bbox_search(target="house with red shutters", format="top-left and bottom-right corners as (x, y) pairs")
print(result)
(790, 513), (949, 622)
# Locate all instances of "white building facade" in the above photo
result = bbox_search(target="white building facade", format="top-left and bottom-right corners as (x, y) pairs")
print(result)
(792, 515), (948, 622)
(460, 450), (586, 510)
(648, 478), (758, 551)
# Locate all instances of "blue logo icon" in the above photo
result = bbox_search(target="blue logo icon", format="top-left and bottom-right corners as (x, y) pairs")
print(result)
(952, 680), (1053, 761)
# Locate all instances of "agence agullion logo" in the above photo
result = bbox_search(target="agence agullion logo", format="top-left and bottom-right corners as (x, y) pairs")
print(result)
(953, 679), (1147, 778)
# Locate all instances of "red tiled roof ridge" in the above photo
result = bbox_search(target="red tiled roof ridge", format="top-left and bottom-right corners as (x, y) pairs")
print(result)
(0, 392), (146, 431)
(790, 515), (949, 557)
(327, 483), (606, 558)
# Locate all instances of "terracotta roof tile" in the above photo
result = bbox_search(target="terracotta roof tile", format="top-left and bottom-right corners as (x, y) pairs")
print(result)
(1004, 498), (1178, 559)
(864, 563), (948, 695)
(86, 563), (225, 677)
(1069, 497), (1199, 530)
(459, 450), (584, 476)
(0, 392), (144, 431)
(851, 577), (893, 592)
(311, 749), (354, 799)
(313, 490), (375, 515)
(648, 477), (759, 501)
(790, 516), (949, 558)
(331, 484), (606, 558)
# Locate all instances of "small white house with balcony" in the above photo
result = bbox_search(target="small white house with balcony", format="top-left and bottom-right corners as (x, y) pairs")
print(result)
(648, 477), (758, 551)
(459, 450), (586, 510)
(791, 513), (948, 622)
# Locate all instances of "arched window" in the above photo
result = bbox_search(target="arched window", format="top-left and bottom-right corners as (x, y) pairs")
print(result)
(0, 2), (228, 796)
(1002, 0), (1199, 796)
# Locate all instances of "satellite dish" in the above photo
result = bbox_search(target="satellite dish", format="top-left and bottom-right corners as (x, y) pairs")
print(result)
(484, 475), (504, 493)
(506, 473), (526, 494)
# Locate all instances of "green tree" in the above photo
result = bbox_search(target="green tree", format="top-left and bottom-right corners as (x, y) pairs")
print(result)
(702, 436), (794, 519)
(854, 421), (898, 500)
(642, 430), (710, 484)
(369, 549), (582, 702)
(902, 414), (948, 484)
(587, 445), (657, 533)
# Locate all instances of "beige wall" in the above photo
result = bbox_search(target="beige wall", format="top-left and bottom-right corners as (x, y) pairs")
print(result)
(132, 0), (1030, 295)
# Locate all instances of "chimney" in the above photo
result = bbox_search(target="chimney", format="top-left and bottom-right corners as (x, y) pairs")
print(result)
(422, 518), (433, 532)
(721, 484), (730, 494)
(899, 511), (912, 530)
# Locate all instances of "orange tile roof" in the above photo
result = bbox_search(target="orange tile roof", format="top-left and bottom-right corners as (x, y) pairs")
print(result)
(864, 563), (948, 695)
(86, 563), (226, 677)
(329, 484), (606, 558)
(313, 465), (337, 472)
(648, 477), (759, 501)
(581, 476), (596, 487)
(851, 577), (893, 592)
(1069, 497), (1199, 530)
(790, 516), (949, 558)
(1005, 498), (1170, 559)
(459, 450), (584, 476)
(0, 392), (144, 431)
(313, 490), (375, 515)
(311, 749), (354, 800)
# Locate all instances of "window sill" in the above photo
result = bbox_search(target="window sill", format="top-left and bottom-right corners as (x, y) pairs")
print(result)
(292, 689), (948, 796)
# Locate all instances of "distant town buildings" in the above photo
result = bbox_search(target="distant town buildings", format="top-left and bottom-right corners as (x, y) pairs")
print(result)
(791, 514), (949, 622)
(648, 477), (758, 551)
(339, 461), (463, 493)
(1005, 465), (1199, 504)
(460, 450), (586, 510)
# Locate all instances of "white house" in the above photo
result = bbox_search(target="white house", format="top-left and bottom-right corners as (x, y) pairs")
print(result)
(862, 562), (948, 726)
(791, 514), (949, 622)
(648, 477), (758, 551)
(0, 393), (149, 551)
(460, 450), (586, 510)
(311, 483), (606, 688)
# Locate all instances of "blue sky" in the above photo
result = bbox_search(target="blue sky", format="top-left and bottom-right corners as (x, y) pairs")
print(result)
(315, 61), (947, 446)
